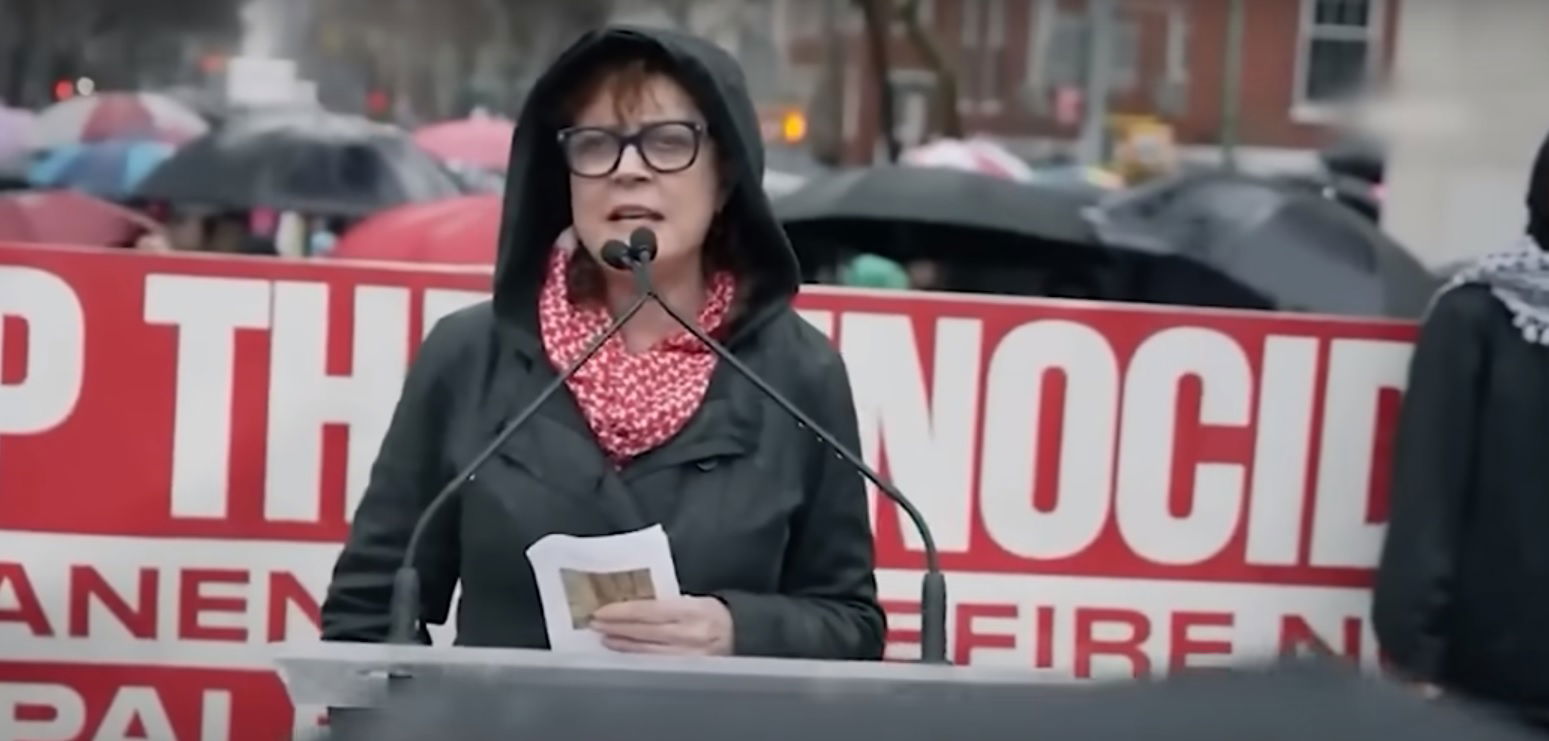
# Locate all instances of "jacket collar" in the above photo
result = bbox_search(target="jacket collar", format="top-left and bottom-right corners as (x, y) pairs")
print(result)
(487, 342), (764, 532)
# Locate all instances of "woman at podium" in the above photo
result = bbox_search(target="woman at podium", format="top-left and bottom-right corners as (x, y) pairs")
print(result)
(318, 26), (885, 660)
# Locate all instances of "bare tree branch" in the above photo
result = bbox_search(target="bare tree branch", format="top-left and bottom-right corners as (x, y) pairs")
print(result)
(898, 0), (963, 138)
(857, 0), (900, 162)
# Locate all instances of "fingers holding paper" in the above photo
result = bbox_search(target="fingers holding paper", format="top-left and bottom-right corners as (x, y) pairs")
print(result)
(591, 596), (733, 656)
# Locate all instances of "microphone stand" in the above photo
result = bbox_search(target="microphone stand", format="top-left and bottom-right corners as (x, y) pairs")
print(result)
(620, 249), (950, 665)
(385, 260), (651, 645)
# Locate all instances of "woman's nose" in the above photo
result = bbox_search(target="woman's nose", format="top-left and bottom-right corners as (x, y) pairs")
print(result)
(612, 143), (652, 181)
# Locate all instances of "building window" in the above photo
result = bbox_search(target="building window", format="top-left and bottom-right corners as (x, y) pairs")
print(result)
(890, 69), (937, 147)
(1037, 10), (1139, 93)
(1295, 0), (1385, 113)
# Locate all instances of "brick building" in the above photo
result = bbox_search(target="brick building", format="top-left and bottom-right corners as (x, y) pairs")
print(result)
(776, 0), (1400, 169)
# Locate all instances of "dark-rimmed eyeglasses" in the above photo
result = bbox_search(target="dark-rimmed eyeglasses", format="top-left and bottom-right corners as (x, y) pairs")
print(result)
(557, 120), (706, 178)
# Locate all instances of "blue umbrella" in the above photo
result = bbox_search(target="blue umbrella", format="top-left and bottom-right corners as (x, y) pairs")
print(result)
(28, 139), (175, 200)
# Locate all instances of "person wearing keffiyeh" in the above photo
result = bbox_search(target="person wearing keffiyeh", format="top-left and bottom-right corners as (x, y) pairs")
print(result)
(1374, 128), (1549, 733)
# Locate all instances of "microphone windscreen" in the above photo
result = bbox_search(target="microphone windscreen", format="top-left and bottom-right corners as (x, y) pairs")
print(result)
(628, 227), (659, 262)
(600, 240), (633, 270)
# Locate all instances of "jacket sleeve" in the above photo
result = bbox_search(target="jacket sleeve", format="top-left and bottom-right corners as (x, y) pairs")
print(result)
(1372, 287), (1488, 681)
(715, 349), (887, 660)
(320, 317), (464, 643)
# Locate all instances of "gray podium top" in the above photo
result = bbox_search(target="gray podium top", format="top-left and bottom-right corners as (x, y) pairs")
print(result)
(277, 642), (1068, 740)
(276, 644), (1544, 741)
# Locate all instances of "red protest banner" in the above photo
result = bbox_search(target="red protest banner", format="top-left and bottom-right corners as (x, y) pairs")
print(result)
(0, 243), (1416, 736)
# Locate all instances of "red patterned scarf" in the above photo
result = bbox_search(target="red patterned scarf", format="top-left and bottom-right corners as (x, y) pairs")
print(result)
(538, 244), (736, 465)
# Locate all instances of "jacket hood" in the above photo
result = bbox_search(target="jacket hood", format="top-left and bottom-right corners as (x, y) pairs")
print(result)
(492, 25), (801, 343)
(1529, 130), (1549, 248)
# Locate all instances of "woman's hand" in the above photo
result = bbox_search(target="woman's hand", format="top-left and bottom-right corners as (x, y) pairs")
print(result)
(590, 596), (733, 656)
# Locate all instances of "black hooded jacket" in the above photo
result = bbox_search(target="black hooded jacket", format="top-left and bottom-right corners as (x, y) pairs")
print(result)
(320, 27), (885, 660)
(1529, 133), (1549, 249)
(1373, 132), (1549, 724)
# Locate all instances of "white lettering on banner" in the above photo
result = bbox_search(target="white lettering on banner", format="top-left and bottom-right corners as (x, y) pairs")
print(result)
(873, 570), (1380, 673)
(97, 686), (176, 741)
(980, 320), (1119, 560)
(796, 309), (834, 339)
(800, 311), (1396, 569)
(2, 531), (1380, 678)
(0, 531), (333, 657)
(1116, 328), (1252, 566)
(0, 682), (84, 740)
(201, 691), (232, 741)
(1310, 339), (1411, 568)
(144, 276), (272, 519)
(1245, 336), (1320, 566)
(0, 266), (84, 439)
(0, 683), (231, 741)
(421, 289), (489, 339)
(841, 314), (979, 552)
(264, 283), (409, 522)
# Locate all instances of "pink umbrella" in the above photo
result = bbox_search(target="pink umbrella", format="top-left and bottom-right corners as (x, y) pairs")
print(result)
(30, 92), (208, 151)
(328, 194), (501, 265)
(901, 137), (1036, 183)
(413, 116), (515, 171)
(0, 190), (162, 247)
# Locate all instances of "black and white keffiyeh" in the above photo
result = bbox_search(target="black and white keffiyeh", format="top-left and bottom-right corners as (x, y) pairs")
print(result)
(1442, 235), (1549, 345)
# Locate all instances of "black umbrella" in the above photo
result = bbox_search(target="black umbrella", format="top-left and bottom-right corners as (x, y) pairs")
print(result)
(1276, 171), (1383, 223)
(774, 164), (1097, 246)
(1089, 171), (1439, 318)
(135, 110), (464, 216)
(773, 165), (1270, 306)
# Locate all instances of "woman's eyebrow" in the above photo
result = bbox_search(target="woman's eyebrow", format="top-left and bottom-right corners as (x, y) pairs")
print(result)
(575, 115), (705, 128)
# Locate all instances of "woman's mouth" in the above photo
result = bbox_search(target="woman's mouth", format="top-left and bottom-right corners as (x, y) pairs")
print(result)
(607, 206), (664, 222)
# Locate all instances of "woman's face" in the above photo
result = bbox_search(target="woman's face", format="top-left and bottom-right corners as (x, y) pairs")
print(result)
(566, 72), (720, 275)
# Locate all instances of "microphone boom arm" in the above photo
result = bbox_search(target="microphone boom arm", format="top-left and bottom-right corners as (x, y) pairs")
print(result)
(628, 259), (949, 665)
(387, 289), (652, 644)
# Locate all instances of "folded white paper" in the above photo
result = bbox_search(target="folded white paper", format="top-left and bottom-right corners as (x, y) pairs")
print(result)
(525, 524), (681, 653)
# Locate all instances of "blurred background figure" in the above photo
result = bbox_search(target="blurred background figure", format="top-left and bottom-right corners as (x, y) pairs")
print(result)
(1374, 128), (1549, 735)
(905, 258), (946, 291)
(837, 251), (910, 289)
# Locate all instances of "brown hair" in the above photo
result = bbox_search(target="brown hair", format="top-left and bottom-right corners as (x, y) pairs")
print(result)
(557, 55), (744, 307)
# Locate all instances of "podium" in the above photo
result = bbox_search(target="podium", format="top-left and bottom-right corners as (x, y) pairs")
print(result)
(278, 643), (1549, 741)
(276, 642), (1064, 741)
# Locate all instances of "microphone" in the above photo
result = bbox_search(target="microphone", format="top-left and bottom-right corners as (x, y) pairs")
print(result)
(619, 227), (950, 665)
(385, 239), (649, 644)
(600, 240), (633, 270)
(602, 237), (655, 296)
(600, 232), (659, 266)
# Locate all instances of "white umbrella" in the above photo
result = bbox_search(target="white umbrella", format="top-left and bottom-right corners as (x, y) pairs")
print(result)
(901, 137), (1036, 183)
(29, 92), (208, 152)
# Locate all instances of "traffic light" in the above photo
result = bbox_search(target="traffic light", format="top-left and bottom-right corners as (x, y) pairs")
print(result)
(366, 90), (390, 115)
(53, 79), (76, 101)
(781, 110), (808, 144)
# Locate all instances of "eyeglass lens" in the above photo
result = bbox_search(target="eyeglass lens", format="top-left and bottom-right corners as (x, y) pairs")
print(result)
(564, 122), (701, 177)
